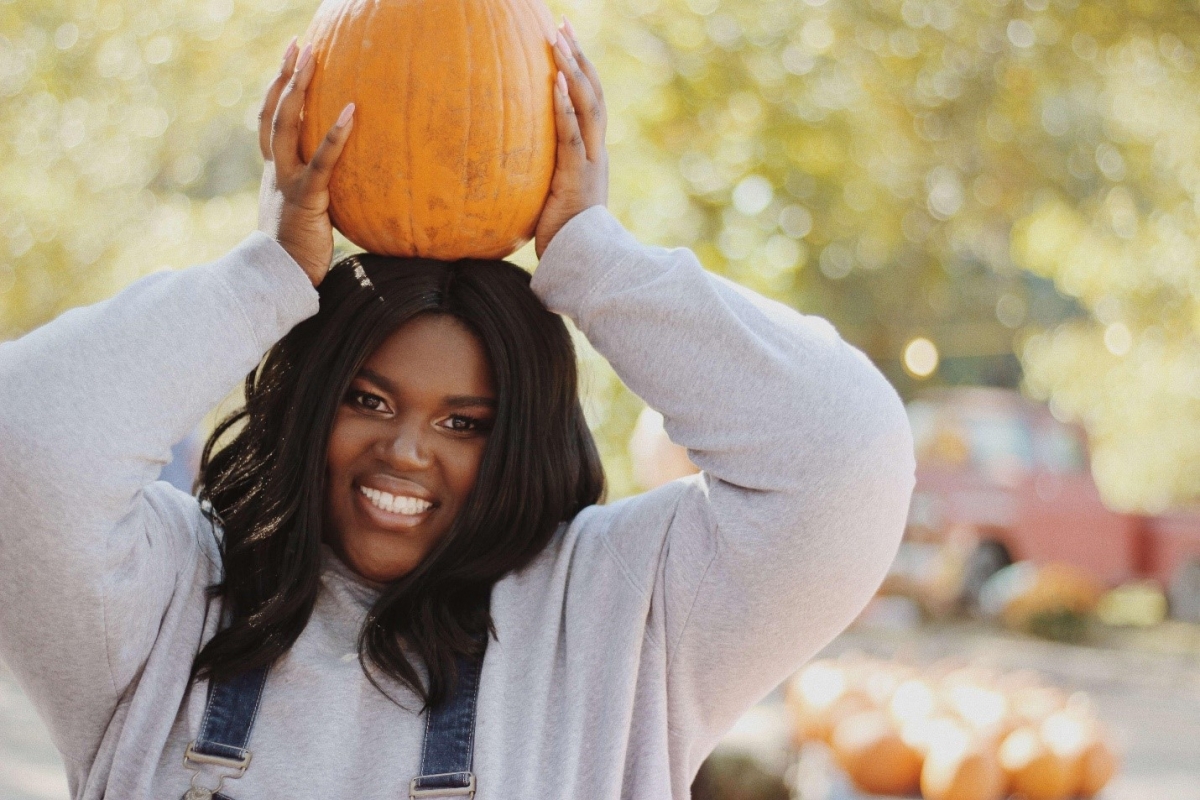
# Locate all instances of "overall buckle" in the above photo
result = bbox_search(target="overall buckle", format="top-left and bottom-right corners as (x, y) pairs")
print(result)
(409, 773), (477, 799)
(182, 741), (252, 799)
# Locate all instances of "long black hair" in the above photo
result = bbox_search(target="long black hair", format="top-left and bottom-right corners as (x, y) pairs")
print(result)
(192, 252), (605, 709)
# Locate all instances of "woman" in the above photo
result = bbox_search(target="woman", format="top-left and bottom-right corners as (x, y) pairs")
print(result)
(0, 22), (915, 800)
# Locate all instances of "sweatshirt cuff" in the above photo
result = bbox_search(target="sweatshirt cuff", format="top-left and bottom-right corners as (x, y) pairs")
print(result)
(531, 206), (661, 324)
(204, 231), (321, 353)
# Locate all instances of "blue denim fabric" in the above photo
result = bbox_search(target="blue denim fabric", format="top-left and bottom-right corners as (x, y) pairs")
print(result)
(410, 653), (485, 797)
(192, 666), (270, 761)
(185, 646), (485, 799)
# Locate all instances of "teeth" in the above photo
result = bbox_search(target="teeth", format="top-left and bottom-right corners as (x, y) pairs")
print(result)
(360, 486), (433, 516)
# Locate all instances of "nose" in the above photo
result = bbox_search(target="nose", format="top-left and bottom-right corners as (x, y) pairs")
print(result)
(376, 417), (433, 470)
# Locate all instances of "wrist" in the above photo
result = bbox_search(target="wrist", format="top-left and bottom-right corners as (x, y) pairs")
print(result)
(275, 235), (328, 288)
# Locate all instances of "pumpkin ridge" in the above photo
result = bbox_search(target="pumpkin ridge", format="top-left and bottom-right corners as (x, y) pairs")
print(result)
(494, 0), (533, 251)
(329, 1), (364, 249)
(508, 0), (541, 251)
(459, 0), (475, 252)
(402, 1), (420, 254)
(481, 0), (509, 248)
(507, 0), (553, 245)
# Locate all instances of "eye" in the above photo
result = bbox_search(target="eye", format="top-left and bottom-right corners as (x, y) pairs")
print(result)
(441, 415), (492, 434)
(346, 389), (390, 414)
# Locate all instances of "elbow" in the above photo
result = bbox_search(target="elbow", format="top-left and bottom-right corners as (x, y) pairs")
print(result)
(839, 336), (915, 495)
(848, 361), (915, 565)
(817, 338), (916, 511)
(866, 371), (917, 510)
(830, 400), (915, 616)
(802, 369), (915, 616)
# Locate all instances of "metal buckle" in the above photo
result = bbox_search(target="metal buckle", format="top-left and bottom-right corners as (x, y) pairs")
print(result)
(409, 773), (476, 799)
(183, 742), (252, 777)
(182, 742), (252, 800)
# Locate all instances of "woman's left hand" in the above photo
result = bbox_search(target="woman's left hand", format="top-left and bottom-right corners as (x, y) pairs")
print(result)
(534, 19), (609, 259)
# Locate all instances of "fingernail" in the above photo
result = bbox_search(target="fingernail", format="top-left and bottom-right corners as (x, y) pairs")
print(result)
(555, 31), (571, 58)
(296, 43), (313, 72)
(337, 102), (356, 128)
(283, 36), (298, 65)
(556, 71), (567, 94)
(563, 16), (578, 41)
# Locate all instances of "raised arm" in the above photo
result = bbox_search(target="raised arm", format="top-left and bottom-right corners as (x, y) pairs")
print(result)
(0, 41), (350, 767)
(534, 24), (914, 776)
(534, 206), (914, 769)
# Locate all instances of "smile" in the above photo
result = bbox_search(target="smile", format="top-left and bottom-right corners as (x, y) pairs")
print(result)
(359, 485), (434, 516)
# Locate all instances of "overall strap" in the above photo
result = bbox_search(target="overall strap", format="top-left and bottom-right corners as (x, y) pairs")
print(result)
(409, 648), (487, 800)
(180, 635), (486, 800)
(181, 664), (270, 800)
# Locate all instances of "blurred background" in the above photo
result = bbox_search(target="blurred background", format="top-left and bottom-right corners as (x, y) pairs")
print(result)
(2, 0), (1200, 798)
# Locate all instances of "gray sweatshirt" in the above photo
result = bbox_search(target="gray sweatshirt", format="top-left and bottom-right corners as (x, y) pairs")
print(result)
(0, 206), (914, 800)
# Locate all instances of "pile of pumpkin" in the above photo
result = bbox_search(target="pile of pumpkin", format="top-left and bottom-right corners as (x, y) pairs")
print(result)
(785, 657), (1118, 800)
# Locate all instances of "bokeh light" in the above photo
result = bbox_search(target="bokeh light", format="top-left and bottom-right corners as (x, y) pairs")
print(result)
(904, 337), (940, 378)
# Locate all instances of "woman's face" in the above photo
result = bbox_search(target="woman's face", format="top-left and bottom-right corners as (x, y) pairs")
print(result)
(324, 313), (496, 583)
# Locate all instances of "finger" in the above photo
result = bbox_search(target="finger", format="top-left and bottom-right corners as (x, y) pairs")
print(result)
(552, 71), (586, 173)
(552, 32), (603, 161)
(561, 18), (605, 115)
(271, 42), (315, 176)
(259, 37), (299, 160)
(302, 103), (355, 196)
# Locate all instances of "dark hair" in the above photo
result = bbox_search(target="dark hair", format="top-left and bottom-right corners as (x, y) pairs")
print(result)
(192, 253), (605, 709)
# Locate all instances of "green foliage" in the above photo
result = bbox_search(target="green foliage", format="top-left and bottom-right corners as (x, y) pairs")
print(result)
(585, 0), (1200, 509)
(691, 751), (790, 800)
(0, 0), (307, 337)
(3, 0), (1199, 507)
(1026, 607), (1090, 643)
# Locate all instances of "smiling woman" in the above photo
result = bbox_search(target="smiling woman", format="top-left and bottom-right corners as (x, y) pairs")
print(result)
(195, 252), (603, 705)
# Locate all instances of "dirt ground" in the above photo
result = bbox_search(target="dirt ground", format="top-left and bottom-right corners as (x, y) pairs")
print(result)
(2, 620), (1199, 799)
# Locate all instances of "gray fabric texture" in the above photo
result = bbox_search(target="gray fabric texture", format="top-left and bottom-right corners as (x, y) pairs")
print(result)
(0, 205), (915, 800)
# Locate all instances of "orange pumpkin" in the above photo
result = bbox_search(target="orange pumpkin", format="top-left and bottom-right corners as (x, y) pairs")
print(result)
(1077, 734), (1119, 797)
(921, 735), (1006, 800)
(998, 725), (1078, 800)
(300, 0), (558, 259)
(785, 661), (873, 745)
(1045, 710), (1119, 798)
(831, 711), (923, 796)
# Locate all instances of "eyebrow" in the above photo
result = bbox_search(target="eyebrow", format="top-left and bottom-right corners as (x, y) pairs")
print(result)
(357, 367), (498, 409)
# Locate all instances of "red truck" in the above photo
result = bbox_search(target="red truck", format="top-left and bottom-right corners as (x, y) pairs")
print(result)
(905, 386), (1200, 621)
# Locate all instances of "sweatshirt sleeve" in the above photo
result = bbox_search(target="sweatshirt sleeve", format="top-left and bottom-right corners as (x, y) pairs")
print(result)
(531, 207), (915, 770)
(0, 232), (318, 764)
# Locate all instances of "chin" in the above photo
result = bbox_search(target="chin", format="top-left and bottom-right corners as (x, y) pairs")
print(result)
(341, 535), (425, 584)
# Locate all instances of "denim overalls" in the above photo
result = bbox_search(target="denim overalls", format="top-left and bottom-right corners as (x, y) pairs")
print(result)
(180, 649), (485, 800)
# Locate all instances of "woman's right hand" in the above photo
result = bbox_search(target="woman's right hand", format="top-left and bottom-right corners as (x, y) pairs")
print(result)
(257, 39), (356, 287)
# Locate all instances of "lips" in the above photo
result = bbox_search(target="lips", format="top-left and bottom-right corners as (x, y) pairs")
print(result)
(354, 480), (438, 530)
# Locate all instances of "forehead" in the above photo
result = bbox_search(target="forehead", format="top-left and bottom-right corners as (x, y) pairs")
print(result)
(363, 313), (494, 396)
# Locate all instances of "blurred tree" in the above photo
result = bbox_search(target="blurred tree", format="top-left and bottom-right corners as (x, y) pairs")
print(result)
(0, 0), (308, 338)
(574, 0), (1200, 510)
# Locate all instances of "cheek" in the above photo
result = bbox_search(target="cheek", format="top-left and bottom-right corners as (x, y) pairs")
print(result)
(445, 441), (488, 499)
(325, 412), (367, 488)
